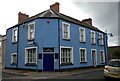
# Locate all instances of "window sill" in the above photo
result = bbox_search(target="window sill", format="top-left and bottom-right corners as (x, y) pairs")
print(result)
(91, 43), (96, 45)
(62, 38), (70, 41)
(80, 62), (87, 63)
(80, 41), (86, 43)
(28, 39), (35, 41)
(12, 42), (17, 44)
(60, 62), (73, 66)
(11, 63), (17, 65)
(25, 63), (37, 66)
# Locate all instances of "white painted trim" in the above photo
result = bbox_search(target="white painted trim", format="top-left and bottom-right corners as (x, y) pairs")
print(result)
(25, 46), (37, 64)
(60, 46), (73, 64)
(12, 27), (18, 43)
(99, 33), (104, 45)
(91, 30), (96, 44)
(79, 27), (86, 42)
(11, 53), (17, 64)
(62, 22), (70, 40)
(100, 50), (105, 63)
(79, 48), (87, 62)
(28, 22), (35, 40)
(91, 49), (97, 66)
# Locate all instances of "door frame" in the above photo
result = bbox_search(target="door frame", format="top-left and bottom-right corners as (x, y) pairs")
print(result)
(42, 52), (55, 71)
(91, 49), (97, 67)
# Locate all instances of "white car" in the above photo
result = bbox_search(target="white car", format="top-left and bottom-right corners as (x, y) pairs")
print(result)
(104, 59), (120, 80)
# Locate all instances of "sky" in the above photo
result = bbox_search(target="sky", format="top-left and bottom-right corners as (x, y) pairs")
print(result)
(0, 0), (119, 46)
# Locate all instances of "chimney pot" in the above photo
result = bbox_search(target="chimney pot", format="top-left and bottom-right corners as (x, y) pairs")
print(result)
(50, 2), (60, 13)
(18, 12), (29, 23)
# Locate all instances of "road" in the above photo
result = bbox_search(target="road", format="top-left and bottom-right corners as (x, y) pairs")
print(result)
(55, 70), (104, 79)
(2, 70), (105, 81)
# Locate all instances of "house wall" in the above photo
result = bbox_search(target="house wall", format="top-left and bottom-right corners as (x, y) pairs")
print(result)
(5, 18), (59, 70)
(5, 18), (108, 70)
(59, 19), (108, 69)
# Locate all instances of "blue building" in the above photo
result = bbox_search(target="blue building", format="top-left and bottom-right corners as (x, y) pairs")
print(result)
(5, 2), (108, 71)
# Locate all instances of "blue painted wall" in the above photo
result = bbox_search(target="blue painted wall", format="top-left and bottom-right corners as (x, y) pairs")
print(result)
(59, 19), (107, 69)
(5, 18), (108, 70)
(6, 18), (59, 70)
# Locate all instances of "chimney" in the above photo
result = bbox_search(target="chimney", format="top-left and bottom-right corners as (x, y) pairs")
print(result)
(18, 12), (29, 23)
(82, 18), (92, 26)
(50, 2), (60, 13)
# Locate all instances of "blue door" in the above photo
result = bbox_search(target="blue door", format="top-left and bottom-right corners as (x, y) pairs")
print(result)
(43, 54), (54, 71)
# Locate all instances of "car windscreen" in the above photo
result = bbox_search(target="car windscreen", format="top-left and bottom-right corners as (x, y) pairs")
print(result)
(108, 61), (120, 67)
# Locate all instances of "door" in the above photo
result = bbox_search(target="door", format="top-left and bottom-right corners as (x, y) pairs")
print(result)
(92, 50), (97, 67)
(43, 54), (54, 71)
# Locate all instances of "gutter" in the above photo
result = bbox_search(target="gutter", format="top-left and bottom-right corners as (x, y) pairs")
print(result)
(58, 18), (60, 70)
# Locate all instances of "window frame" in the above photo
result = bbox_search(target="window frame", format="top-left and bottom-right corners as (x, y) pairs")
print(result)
(60, 46), (73, 65)
(79, 48), (87, 63)
(12, 27), (18, 43)
(99, 33), (104, 45)
(25, 47), (37, 65)
(11, 53), (17, 64)
(91, 31), (96, 44)
(28, 22), (35, 40)
(62, 22), (70, 40)
(79, 27), (86, 42)
(100, 50), (105, 63)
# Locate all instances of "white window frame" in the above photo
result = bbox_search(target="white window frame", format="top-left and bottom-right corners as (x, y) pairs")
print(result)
(25, 47), (37, 64)
(79, 27), (86, 42)
(28, 22), (35, 40)
(11, 53), (17, 64)
(60, 46), (73, 64)
(91, 49), (97, 65)
(12, 27), (18, 43)
(100, 50), (105, 63)
(62, 22), (70, 40)
(91, 31), (96, 44)
(79, 48), (87, 62)
(99, 33), (104, 45)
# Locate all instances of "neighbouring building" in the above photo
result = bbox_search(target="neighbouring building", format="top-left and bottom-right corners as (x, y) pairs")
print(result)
(2, 35), (6, 68)
(0, 35), (2, 66)
(5, 2), (108, 71)
(108, 46), (120, 60)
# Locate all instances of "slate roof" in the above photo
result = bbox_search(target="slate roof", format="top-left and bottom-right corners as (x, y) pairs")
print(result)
(11, 9), (104, 33)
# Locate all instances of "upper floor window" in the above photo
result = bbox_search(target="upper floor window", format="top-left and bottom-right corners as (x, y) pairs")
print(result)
(28, 22), (35, 40)
(79, 27), (86, 42)
(62, 22), (70, 40)
(12, 28), (18, 43)
(100, 50), (105, 63)
(91, 31), (96, 44)
(80, 48), (87, 62)
(99, 33), (104, 45)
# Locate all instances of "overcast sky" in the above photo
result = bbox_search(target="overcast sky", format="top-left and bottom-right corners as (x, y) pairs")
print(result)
(0, 0), (119, 46)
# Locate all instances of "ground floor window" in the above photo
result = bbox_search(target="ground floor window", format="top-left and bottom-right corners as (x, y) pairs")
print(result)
(25, 47), (37, 64)
(100, 50), (105, 63)
(80, 48), (87, 62)
(60, 46), (73, 65)
(11, 53), (17, 64)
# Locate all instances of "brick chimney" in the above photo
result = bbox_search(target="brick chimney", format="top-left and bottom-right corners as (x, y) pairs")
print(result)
(50, 2), (60, 13)
(82, 18), (92, 26)
(18, 12), (29, 23)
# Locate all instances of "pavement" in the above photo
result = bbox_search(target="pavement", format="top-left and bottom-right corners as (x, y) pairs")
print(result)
(2, 67), (104, 79)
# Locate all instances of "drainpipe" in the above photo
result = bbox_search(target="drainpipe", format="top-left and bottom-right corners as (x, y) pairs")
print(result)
(58, 18), (60, 71)
(17, 25), (20, 68)
(104, 33), (108, 65)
